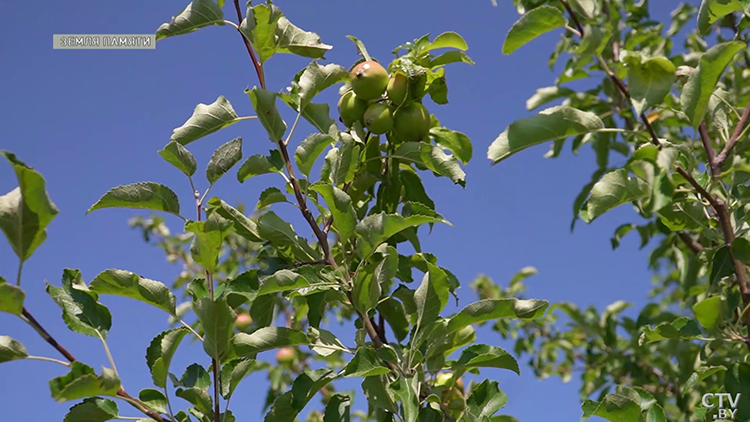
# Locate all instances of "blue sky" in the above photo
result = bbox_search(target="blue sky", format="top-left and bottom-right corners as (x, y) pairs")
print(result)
(0, 1), (696, 421)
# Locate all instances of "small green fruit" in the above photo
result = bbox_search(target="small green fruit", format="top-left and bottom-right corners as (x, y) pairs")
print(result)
(387, 73), (409, 105)
(350, 60), (389, 101)
(337, 90), (368, 128)
(275, 347), (295, 364)
(393, 102), (431, 142)
(435, 372), (453, 387)
(235, 313), (252, 332)
(363, 103), (393, 134)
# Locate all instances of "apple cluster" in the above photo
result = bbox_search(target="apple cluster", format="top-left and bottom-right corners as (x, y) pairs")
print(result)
(338, 60), (431, 142)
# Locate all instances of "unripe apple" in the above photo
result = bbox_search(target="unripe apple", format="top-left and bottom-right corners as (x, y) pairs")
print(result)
(393, 102), (431, 142)
(275, 347), (295, 364)
(350, 60), (389, 101)
(337, 90), (368, 128)
(387, 73), (409, 105)
(235, 313), (252, 332)
(363, 103), (394, 134)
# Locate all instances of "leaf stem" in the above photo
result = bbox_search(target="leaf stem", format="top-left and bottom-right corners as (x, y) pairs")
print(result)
(99, 336), (120, 379)
(232, 0), (266, 88)
(16, 259), (23, 286)
(25, 355), (71, 367)
(180, 319), (204, 341)
(164, 386), (178, 422)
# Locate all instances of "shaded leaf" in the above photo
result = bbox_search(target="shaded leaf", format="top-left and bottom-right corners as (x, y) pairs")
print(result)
(138, 389), (168, 414)
(394, 142), (466, 186)
(221, 358), (257, 398)
(344, 347), (390, 378)
(146, 327), (190, 388)
(0, 335), (28, 363)
(295, 133), (335, 177)
(580, 169), (649, 223)
(233, 327), (309, 356)
(87, 182), (181, 219)
(194, 298), (235, 362)
(465, 380), (508, 421)
(639, 317), (704, 344)
(170, 96), (245, 145)
(46, 269), (111, 339)
(430, 127), (473, 165)
(355, 212), (448, 258)
(0, 277), (24, 315)
(90, 269), (176, 315)
(488, 106), (604, 164)
(581, 394), (642, 422)
(247, 87), (287, 142)
(291, 62), (349, 109)
(158, 141), (197, 177)
(184, 212), (234, 273)
(64, 397), (119, 422)
(206, 137), (243, 186)
(237, 151), (284, 182)
(156, 0), (224, 41)
(503, 5), (566, 54)
(310, 183), (356, 243)
(49, 362), (120, 402)
(239, 3), (282, 63)
(453, 344), (520, 374)
(446, 298), (549, 334)
(275, 17), (332, 59)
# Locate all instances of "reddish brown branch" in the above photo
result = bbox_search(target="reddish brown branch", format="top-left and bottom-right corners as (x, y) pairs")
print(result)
(676, 232), (704, 255)
(229, 1), (391, 359)
(21, 307), (168, 422)
(560, 0), (584, 37)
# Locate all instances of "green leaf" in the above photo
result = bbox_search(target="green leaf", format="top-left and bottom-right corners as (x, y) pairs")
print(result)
(46, 269), (111, 339)
(90, 269), (176, 315)
(308, 327), (350, 356)
(693, 296), (723, 330)
(64, 397), (119, 422)
(247, 87), (287, 142)
(389, 376), (419, 422)
(49, 362), (120, 402)
(146, 327), (191, 388)
(239, 3), (282, 63)
(429, 51), (475, 68)
(724, 363), (750, 421)
(0, 277), (24, 315)
(158, 141), (197, 177)
(465, 380), (508, 421)
(324, 394), (351, 422)
(259, 269), (310, 295)
(156, 0), (225, 41)
(710, 246), (734, 284)
(86, 182), (182, 219)
(170, 96), (244, 145)
(207, 197), (261, 242)
(275, 17), (332, 59)
(503, 5), (566, 54)
(138, 389), (168, 414)
(393, 142), (466, 186)
(625, 54), (677, 116)
(194, 297), (235, 362)
(526, 86), (576, 111)
(175, 387), (213, 418)
(0, 335), (28, 363)
(233, 327), (309, 356)
(353, 246), (398, 313)
(429, 127), (473, 165)
(698, 0), (748, 35)
(206, 137), (243, 186)
(580, 169), (649, 223)
(355, 212), (448, 258)
(264, 370), (337, 422)
(639, 316), (704, 344)
(683, 366), (726, 396)
(343, 347), (390, 378)
(378, 298), (410, 342)
(185, 212), (234, 273)
(295, 133), (335, 177)
(414, 264), (450, 329)
(257, 211), (320, 261)
(576, 25), (610, 55)
(291, 62), (349, 110)
(488, 106), (604, 163)
(237, 151), (284, 182)
(581, 394), (642, 422)
(0, 151), (59, 262)
(426, 31), (469, 51)
(681, 41), (745, 129)
(257, 187), (288, 208)
(281, 96), (338, 135)
(179, 363), (211, 389)
(362, 376), (398, 413)
(446, 298), (549, 335)
(221, 358), (256, 399)
(309, 183), (357, 243)
(453, 344), (520, 374)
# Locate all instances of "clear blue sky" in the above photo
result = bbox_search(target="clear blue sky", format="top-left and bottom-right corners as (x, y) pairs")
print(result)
(0, 1), (695, 421)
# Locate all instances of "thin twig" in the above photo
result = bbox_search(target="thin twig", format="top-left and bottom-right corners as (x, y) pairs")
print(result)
(715, 100), (750, 170)
(232, 0), (265, 88)
(699, 122), (719, 178)
(560, 0), (584, 36)
(292, 259), (329, 268)
(676, 232), (704, 254)
(20, 308), (168, 422)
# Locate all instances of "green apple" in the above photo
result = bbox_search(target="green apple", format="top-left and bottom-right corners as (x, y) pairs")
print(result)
(363, 103), (394, 134)
(387, 73), (409, 105)
(393, 102), (431, 142)
(350, 60), (389, 101)
(337, 90), (368, 127)
(235, 313), (252, 332)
